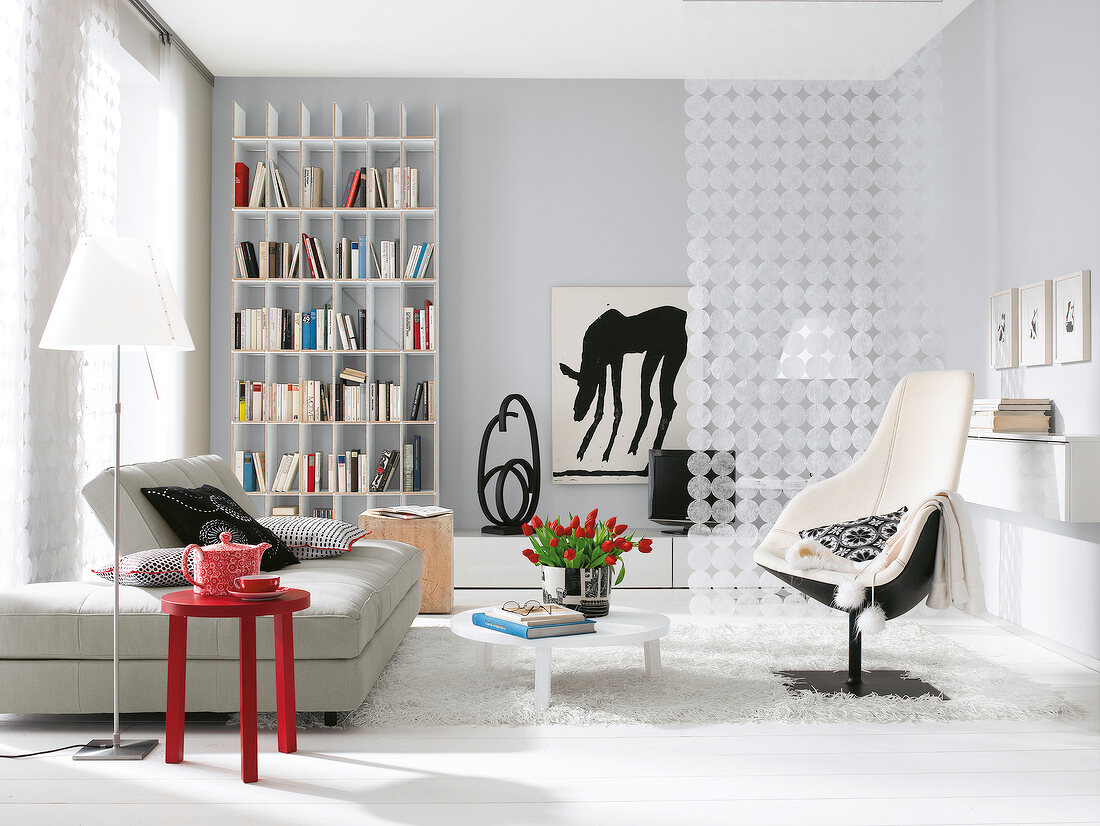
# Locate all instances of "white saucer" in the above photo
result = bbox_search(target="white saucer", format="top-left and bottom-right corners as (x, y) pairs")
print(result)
(228, 586), (289, 601)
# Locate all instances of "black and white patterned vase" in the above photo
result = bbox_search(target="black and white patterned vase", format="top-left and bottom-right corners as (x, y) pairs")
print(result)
(541, 565), (612, 619)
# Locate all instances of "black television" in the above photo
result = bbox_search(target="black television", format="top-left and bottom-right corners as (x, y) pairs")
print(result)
(647, 449), (729, 534)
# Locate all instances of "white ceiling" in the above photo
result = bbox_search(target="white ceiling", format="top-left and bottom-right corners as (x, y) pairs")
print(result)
(146, 0), (974, 80)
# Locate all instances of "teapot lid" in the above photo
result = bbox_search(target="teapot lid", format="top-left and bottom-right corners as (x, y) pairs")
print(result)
(196, 531), (270, 553)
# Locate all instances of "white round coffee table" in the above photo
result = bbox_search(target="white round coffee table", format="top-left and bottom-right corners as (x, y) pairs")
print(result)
(450, 607), (670, 708)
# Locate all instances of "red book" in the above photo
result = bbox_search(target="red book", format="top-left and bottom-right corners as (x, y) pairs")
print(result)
(413, 311), (421, 350)
(301, 233), (318, 277)
(424, 299), (432, 349)
(343, 168), (362, 208)
(307, 453), (316, 493)
(235, 162), (249, 208)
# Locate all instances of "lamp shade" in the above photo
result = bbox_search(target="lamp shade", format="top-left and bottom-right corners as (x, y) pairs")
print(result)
(40, 237), (194, 351)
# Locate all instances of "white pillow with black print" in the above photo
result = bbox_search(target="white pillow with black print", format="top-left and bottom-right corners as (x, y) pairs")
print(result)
(92, 547), (194, 588)
(799, 506), (909, 564)
(257, 516), (369, 560)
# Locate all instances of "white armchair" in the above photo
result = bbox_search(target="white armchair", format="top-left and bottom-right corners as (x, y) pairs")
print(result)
(754, 370), (975, 696)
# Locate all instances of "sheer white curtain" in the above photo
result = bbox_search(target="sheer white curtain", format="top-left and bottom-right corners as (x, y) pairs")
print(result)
(0, 0), (120, 587)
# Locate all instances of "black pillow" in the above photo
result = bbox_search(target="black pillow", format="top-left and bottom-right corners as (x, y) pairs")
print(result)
(141, 484), (299, 572)
(799, 506), (908, 563)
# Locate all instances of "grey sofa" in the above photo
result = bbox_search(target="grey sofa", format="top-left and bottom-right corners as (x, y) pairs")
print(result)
(0, 455), (422, 716)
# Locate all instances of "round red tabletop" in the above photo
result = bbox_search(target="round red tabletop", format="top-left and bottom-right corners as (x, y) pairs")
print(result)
(161, 588), (310, 618)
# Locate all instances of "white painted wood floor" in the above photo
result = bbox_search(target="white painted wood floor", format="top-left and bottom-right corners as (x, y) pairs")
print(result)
(1, 591), (1097, 826)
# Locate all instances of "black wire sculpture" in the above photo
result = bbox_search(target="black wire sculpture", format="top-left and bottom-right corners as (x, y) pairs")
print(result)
(477, 394), (541, 535)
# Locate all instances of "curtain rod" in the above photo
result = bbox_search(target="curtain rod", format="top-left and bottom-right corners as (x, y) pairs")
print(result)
(126, 0), (215, 86)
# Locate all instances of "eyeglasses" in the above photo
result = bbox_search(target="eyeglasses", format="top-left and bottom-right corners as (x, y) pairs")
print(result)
(501, 600), (551, 617)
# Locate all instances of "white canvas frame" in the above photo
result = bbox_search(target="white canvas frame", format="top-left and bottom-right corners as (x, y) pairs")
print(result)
(1018, 280), (1052, 366)
(989, 288), (1018, 370)
(1053, 270), (1091, 364)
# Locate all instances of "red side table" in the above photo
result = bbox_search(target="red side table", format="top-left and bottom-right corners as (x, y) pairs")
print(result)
(160, 588), (311, 783)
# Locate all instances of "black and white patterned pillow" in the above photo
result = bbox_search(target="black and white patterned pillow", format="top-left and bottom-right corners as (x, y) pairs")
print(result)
(799, 506), (909, 563)
(92, 547), (194, 588)
(141, 484), (299, 571)
(258, 516), (368, 560)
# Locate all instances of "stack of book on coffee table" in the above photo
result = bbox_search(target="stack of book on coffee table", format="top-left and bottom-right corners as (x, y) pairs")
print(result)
(472, 603), (596, 638)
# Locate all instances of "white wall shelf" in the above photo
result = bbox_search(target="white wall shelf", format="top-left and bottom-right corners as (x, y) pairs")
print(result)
(959, 433), (1100, 522)
(229, 100), (439, 519)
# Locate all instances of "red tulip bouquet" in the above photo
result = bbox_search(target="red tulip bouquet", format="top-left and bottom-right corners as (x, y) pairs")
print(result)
(520, 509), (652, 585)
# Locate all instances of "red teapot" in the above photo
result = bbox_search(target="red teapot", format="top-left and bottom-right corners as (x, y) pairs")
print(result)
(182, 532), (269, 597)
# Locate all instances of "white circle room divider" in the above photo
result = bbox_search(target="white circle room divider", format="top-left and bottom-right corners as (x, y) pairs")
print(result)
(684, 40), (945, 615)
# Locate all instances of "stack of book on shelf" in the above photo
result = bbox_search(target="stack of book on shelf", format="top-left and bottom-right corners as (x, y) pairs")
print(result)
(363, 505), (452, 520)
(336, 449), (370, 493)
(408, 380), (435, 421)
(269, 452), (300, 492)
(400, 243), (435, 279)
(234, 450), (267, 493)
(340, 167), (368, 208)
(337, 367), (366, 421)
(403, 301), (435, 350)
(369, 449), (401, 492)
(235, 241), (300, 280)
(348, 165), (420, 210)
(370, 381), (402, 422)
(472, 604), (595, 639)
(402, 435), (423, 492)
(234, 306), (365, 351)
(310, 507), (333, 519)
(301, 166), (324, 208)
(970, 398), (1052, 433)
(272, 505), (299, 516)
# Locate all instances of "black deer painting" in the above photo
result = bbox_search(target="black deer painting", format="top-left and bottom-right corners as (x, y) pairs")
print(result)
(558, 305), (688, 468)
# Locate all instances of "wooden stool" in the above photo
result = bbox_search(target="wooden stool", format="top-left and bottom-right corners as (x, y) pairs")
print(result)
(359, 512), (453, 613)
(160, 588), (311, 783)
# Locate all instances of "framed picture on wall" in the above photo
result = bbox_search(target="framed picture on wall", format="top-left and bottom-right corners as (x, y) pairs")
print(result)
(989, 288), (1018, 369)
(1018, 280), (1052, 366)
(1053, 270), (1091, 363)
(551, 286), (689, 484)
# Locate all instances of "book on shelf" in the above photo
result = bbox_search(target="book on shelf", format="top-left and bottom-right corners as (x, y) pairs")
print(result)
(234, 162), (249, 208)
(368, 449), (401, 493)
(470, 612), (596, 639)
(273, 165), (292, 208)
(485, 603), (584, 626)
(364, 505), (453, 520)
(398, 242), (435, 280)
(970, 398), (1052, 433)
(272, 505), (299, 516)
(402, 301), (434, 350)
(271, 452), (301, 493)
(234, 450), (267, 493)
(402, 443), (414, 492)
(413, 434), (421, 491)
(341, 168), (362, 208)
(301, 166), (324, 208)
(247, 161), (267, 208)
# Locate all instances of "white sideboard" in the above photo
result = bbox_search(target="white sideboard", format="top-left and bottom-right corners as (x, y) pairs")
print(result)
(455, 530), (695, 588)
(958, 432), (1100, 522)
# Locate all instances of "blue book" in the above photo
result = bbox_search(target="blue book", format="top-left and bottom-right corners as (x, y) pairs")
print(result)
(412, 434), (421, 491)
(358, 234), (368, 279)
(471, 612), (595, 639)
(412, 242), (427, 278)
(302, 315), (312, 351)
(308, 309), (318, 350)
(243, 452), (256, 492)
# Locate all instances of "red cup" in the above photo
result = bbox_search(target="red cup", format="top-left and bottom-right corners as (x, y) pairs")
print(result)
(234, 574), (280, 593)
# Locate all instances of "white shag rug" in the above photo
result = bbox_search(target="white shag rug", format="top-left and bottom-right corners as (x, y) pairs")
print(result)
(268, 622), (1083, 728)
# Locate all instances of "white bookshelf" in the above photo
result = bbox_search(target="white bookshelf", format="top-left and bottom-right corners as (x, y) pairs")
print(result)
(229, 100), (439, 519)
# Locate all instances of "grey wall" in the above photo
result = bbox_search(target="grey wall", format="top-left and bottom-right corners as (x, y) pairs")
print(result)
(935, 0), (1100, 659)
(210, 79), (687, 530)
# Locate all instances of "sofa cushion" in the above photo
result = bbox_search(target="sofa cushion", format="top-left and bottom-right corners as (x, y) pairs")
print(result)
(257, 516), (368, 560)
(82, 455), (258, 555)
(0, 539), (422, 661)
(799, 506), (909, 563)
(91, 547), (193, 588)
(141, 484), (298, 571)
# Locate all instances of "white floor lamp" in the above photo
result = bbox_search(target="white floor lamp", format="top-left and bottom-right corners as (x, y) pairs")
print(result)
(40, 237), (194, 760)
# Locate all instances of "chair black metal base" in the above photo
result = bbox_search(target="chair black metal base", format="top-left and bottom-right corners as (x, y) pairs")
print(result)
(779, 669), (948, 699)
